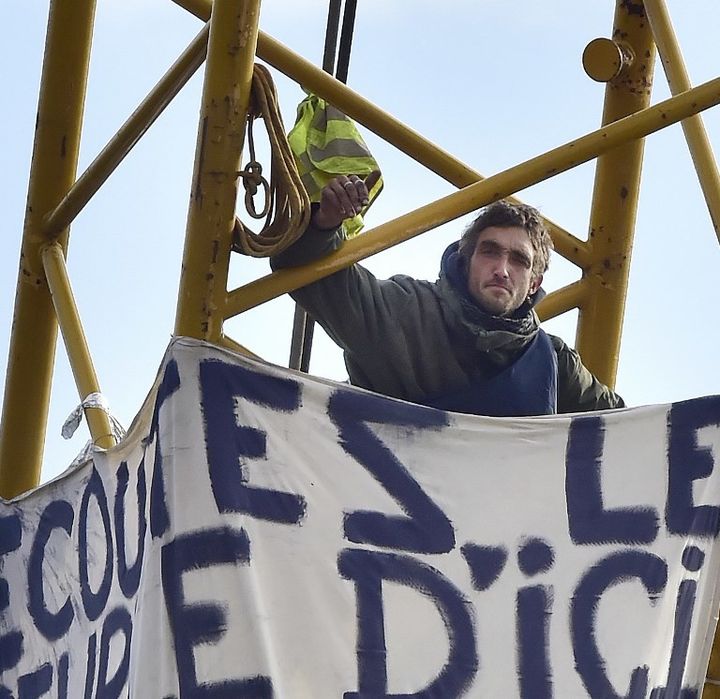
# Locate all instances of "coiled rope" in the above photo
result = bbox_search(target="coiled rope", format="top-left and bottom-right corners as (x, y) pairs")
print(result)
(233, 63), (311, 257)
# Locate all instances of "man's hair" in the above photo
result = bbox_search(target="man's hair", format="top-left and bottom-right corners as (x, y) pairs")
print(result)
(457, 200), (554, 277)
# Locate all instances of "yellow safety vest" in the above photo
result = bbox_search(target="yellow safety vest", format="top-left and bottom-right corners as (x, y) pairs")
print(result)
(288, 93), (383, 238)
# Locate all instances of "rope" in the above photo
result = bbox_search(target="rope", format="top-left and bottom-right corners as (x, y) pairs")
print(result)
(233, 64), (311, 258)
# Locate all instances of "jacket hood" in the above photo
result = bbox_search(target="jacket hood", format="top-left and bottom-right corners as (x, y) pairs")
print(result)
(433, 241), (543, 358)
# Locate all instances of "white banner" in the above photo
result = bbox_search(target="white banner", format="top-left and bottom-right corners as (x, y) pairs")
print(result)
(2, 337), (720, 698)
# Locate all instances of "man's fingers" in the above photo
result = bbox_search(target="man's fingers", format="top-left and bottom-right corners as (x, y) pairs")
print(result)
(328, 177), (358, 217)
(319, 172), (381, 222)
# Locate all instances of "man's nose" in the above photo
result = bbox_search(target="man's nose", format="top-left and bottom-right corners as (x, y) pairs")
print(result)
(493, 255), (510, 278)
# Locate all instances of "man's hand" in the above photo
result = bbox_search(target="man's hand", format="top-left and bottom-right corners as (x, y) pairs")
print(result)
(312, 171), (381, 230)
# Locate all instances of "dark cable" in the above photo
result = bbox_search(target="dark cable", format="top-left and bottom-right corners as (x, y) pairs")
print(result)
(335, 0), (357, 84)
(289, 0), (358, 372)
(322, 0), (342, 74)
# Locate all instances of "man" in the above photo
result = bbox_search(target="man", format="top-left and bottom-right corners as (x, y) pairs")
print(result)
(272, 174), (624, 416)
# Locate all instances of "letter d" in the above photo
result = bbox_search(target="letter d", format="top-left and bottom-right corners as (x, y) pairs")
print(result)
(339, 549), (477, 698)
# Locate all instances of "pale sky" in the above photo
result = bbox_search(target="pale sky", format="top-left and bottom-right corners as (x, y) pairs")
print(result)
(2, 1), (719, 483)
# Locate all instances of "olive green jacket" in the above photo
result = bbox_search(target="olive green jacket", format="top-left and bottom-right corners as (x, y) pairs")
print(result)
(272, 223), (625, 414)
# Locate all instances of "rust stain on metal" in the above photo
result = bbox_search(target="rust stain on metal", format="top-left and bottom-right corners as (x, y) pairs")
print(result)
(20, 264), (44, 287)
(193, 117), (209, 206)
(615, 70), (653, 96)
(621, 0), (645, 18)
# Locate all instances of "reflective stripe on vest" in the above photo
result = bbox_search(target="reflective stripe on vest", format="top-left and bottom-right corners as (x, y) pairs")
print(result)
(288, 93), (382, 238)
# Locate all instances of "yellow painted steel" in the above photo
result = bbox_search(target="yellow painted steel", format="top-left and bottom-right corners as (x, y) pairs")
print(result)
(41, 245), (115, 449)
(576, 4), (656, 388)
(218, 334), (260, 359)
(43, 23), (211, 240)
(642, 5), (720, 687)
(644, 0), (720, 244)
(536, 280), (589, 322)
(174, 0), (262, 340)
(170, 0), (589, 270)
(224, 73), (720, 318)
(708, 641), (720, 696)
(0, 0), (97, 499)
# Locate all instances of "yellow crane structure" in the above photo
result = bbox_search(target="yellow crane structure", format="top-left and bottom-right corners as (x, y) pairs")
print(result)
(1, 0), (720, 693)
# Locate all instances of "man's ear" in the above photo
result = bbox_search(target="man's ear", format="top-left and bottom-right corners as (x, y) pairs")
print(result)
(529, 274), (543, 295)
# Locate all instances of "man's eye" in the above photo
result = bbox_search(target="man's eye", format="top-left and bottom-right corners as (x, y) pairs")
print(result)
(480, 247), (501, 258)
(511, 253), (531, 268)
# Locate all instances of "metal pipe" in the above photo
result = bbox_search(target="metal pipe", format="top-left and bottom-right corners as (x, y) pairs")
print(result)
(224, 72), (720, 318)
(299, 317), (315, 373)
(174, 0), (262, 340)
(289, 303), (316, 372)
(644, 0), (720, 244)
(576, 4), (656, 388)
(536, 280), (589, 322)
(321, 0), (342, 75)
(41, 244), (115, 449)
(170, 0), (589, 268)
(218, 334), (260, 359)
(0, 0), (97, 498)
(42, 24), (210, 240)
(335, 0), (357, 84)
(289, 304), (310, 371)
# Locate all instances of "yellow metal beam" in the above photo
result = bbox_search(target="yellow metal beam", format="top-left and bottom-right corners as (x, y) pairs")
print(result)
(224, 71), (720, 318)
(170, 0), (589, 269)
(174, 0), (262, 340)
(43, 23), (210, 240)
(576, 3), (656, 388)
(218, 334), (261, 359)
(41, 244), (115, 449)
(644, 0), (720, 244)
(536, 280), (589, 322)
(0, 0), (97, 499)
(707, 641), (720, 698)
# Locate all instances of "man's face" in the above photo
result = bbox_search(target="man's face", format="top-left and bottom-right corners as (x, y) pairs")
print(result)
(466, 226), (543, 316)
